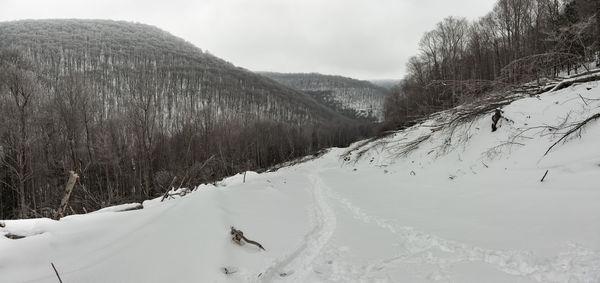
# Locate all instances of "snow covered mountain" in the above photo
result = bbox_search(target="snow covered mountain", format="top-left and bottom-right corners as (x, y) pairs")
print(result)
(1, 77), (599, 282)
(0, 20), (343, 124)
(369, 79), (401, 90)
(260, 72), (389, 122)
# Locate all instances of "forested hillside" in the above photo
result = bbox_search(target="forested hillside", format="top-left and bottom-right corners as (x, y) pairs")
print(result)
(261, 72), (388, 122)
(384, 0), (600, 130)
(0, 19), (371, 219)
(369, 79), (401, 90)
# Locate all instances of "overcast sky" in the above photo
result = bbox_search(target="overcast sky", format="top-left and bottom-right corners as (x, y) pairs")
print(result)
(0, 0), (497, 80)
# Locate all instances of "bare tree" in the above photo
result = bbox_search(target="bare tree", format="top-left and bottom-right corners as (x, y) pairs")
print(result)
(0, 50), (39, 218)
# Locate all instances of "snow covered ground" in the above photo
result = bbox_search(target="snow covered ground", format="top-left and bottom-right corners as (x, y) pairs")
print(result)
(1, 81), (600, 282)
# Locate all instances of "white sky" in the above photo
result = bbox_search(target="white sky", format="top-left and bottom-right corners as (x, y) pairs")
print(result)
(0, 0), (497, 80)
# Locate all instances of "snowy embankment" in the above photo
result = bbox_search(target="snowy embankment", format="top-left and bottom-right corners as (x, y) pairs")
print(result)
(1, 80), (600, 282)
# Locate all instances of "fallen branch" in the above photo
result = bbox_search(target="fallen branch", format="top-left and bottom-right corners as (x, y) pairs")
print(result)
(540, 170), (549, 182)
(161, 188), (194, 201)
(390, 134), (431, 158)
(230, 226), (266, 251)
(578, 94), (589, 106)
(51, 262), (63, 283)
(5, 233), (25, 239)
(161, 155), (215, 202)
(544, 113), (600, 156)
(160, 176), (178, 202)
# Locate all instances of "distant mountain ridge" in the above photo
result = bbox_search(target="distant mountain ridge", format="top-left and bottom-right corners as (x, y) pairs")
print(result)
(370, 79), (401, 90)
(260, 72), (388, 122)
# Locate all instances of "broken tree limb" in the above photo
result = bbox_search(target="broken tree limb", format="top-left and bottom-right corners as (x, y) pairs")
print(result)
(160, 176), (178, 202)
(51, 262), (63, 283)
(230, 226), (266, 251)
(161, 155), (215, 202)
(544, 113), (600, 156)
(54, 171), (79, 220)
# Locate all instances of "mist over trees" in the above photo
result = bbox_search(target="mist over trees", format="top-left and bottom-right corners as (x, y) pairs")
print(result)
(384, 0), (600, 129)
(0, 20), (372, 219)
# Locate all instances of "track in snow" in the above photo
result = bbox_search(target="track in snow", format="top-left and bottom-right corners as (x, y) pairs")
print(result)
(254, 157), (600, 283)
(322, 184), (600, 283)
(256, 169), (337, 282)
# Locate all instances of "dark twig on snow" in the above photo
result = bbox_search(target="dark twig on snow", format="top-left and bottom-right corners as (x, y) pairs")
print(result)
(51, 262), (63, 283)
(578, 94), (589, 106)
(544, 113), (600, 156)
(161, 155), (215, 202)
(540, 170), (549, 182)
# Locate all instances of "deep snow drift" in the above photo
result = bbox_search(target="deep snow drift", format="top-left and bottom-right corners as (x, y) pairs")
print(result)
(1, 80), (599, 283)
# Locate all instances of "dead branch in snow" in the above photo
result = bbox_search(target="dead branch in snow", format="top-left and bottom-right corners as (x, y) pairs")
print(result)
(540, 170), (549, 182)
(544, 113), (600, 156)
(390, 135), (432, 158)
(159, 176), (178, 202)
(160, 155), (215, 202)
(5, 233), (25, 239)
(51, 263), (63, 283)
(161, 188), (194, 202)
(230, 226), (265, 251)
(578, 94), (589, 106)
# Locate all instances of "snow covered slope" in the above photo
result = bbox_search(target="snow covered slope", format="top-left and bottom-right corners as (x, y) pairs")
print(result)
(1, 80), (600, 282)
(260, 72), (388, 122)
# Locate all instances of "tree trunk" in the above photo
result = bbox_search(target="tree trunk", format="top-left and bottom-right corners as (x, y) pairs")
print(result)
(19, 178), (26, 218)
(596, 1), (600, 66)
(54, 171), (79, 220)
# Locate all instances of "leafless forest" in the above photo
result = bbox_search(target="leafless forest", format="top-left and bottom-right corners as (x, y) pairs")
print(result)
(0, 20), (372, 219)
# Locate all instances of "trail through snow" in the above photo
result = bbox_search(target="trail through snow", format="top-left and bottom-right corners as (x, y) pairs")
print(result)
(263, 153), (600, 282)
